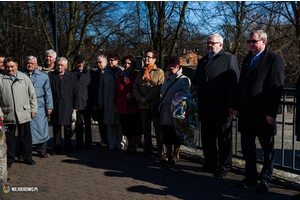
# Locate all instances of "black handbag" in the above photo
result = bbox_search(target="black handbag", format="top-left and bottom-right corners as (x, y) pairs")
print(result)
(152, 75), (183, 119)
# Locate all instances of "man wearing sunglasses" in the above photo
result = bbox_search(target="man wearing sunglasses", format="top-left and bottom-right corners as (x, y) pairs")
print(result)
(233, 30), (284, 193)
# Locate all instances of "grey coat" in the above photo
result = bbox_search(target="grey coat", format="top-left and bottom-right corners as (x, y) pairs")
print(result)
(160, 68), (190, 126)
(0, 71), (38, 124)
(98, 66), (123, 124)
(22, 69), (53, 144)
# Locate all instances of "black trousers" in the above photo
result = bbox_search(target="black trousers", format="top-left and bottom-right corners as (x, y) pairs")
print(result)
(95, 108), (108, 145)
(241, 133), (275, 183)
(140, 109), (163, 154)
(201, 121), (232, 171)
(53, 124), (72, 148)
(75, 110), (92, 147)
(6, 122), (32, 165)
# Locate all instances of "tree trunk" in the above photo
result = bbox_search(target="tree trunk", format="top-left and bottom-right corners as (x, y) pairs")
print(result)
(169, 1), (188, 58)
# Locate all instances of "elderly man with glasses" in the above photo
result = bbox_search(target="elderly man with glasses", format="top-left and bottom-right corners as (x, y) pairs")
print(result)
(233, 30), (285, 194)
(192, 33), (239, 178)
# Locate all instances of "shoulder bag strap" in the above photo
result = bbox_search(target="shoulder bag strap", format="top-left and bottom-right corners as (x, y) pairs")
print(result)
(160, 74), (183, 102)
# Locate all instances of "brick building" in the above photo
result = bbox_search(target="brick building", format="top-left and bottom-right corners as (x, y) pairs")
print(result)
(179, 51), (203, 67)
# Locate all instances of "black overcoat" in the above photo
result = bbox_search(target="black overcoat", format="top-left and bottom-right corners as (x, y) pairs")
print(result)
(192, 49), (239, 123)
(49, 70), (79, 125)
(71, 67), (97, 111)
(237, 48), (284, 136)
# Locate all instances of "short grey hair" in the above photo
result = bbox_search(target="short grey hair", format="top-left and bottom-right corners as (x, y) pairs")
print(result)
(57, 57), (68, 65)
(208, 33), (223, 44)
(97, 55), (107, 61)
(25, 56), (37, 64)
(45, 49), (57, 58)
(250, 30), (267, 42)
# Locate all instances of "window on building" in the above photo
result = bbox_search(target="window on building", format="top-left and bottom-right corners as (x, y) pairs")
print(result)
(186, 58), (190, 66)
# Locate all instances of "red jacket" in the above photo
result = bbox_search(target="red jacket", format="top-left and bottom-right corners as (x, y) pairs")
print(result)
(114, 70), (139, 114)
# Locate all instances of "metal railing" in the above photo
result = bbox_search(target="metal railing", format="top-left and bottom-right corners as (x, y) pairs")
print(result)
(196, 88), (300, 172)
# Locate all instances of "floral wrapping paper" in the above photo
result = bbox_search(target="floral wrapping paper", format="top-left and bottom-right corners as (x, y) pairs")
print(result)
(172, 92), (198, 149)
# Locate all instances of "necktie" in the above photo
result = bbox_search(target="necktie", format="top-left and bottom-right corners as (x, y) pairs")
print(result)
(249, 55), (257, 69)
(60, 74), (63, 80)
(29, 72), (32, 78)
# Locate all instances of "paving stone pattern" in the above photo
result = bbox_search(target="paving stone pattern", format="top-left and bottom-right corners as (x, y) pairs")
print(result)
(1, 126), (299, 200)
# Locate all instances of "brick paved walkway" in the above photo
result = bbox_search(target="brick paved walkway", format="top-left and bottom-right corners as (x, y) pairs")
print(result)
(1, 126), (299, 200)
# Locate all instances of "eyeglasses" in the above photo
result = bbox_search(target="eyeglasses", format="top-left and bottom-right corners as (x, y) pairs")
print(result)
(207, 42), (220, 45)
(145, 56), (153, 59)
(108, 59), (116, 62)
(247, 39), (263, 44)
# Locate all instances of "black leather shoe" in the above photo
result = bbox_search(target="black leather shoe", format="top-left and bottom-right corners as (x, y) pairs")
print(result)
(257, 180), (270, 194)
(24, 159), (36, 165)
(236, 178), (257, 188)
(51, 150), (60, 155)
(52, 145), (62, 155)
(7, 163), (12, 169)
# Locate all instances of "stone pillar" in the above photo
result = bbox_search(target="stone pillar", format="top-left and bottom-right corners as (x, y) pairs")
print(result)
(0, 131), (7, 187)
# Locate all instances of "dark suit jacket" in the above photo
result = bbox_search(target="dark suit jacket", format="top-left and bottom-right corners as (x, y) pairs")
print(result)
(237, 48), (284, 136)
(71, 67), (97, 111)
(192, 49), (239, 123)
(49, 70), (79, 125)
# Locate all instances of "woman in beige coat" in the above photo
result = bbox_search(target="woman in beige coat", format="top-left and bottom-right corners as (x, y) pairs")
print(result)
(160, 57), (190, 164)
(133, 50), (165, 157)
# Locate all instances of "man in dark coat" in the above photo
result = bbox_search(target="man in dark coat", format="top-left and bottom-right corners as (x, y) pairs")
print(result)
(233, 30), (284, 193)
(71, 55), (97, 150)
(192, 33), (239, 178)
(94, 55), (108, 146)
(49, 57), (79, 154)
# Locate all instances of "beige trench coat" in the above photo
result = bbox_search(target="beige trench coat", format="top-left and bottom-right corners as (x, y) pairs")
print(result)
(133, 64), (164, 110)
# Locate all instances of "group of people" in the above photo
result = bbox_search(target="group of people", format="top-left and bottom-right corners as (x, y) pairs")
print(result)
(193, 30), (284, 194)
(0, 29), (285, 194)
(0, 48), (190, 168)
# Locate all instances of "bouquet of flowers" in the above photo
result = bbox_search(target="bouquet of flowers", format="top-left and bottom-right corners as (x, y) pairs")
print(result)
(0, 122), (7, 133)
(171, 92), (198, 149)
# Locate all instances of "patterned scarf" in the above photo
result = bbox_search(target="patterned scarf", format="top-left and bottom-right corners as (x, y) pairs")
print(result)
(142, 63), (155, 82)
